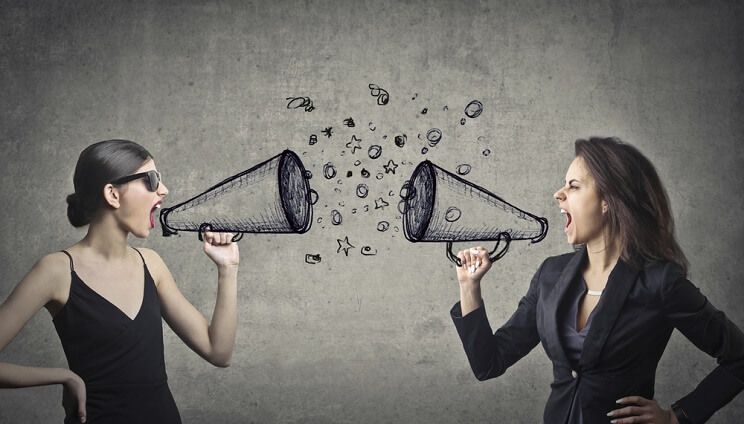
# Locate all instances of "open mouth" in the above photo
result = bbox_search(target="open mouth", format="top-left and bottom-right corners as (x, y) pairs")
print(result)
(561, 209), (572, 231)
(150, 203), (161, 228)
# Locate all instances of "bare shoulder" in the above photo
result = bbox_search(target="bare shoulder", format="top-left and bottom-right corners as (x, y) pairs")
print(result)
(135, 247), (172, 286)
(4, 252), (72, 312)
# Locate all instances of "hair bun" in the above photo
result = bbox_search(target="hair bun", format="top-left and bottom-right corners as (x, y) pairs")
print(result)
(66, 193), (89, 227)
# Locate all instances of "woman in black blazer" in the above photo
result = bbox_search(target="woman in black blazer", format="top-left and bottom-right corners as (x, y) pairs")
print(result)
(451, 137), (744, 423)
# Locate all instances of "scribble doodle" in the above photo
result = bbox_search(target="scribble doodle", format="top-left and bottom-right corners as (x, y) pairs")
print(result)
(323, 162), (337, 179)
(309, 134), (318, 145)
(304, 171), (313, 180)
(426, 128), (442, 146)
(331, 209), (343, 225)
(483, 149), (491, 157)
(368, 83), (390, 105)
(368, 122), (376, 131)
(383, 159), (398, 174)
(346, 135), (362, 154)
(411, 93), (418, 100)
(464, 100), (483, 118)
(354, 160), (361, 166)
(305, 253), (322, 264)
(346, 171), (353, 178)
(460, 118), (466, 125)
(286, 96), (315, 112)
(343, 117), (356, 127)
(377, 221), (390, 232)
(376, 173), (384, 180)
(337, 236), (355, 256)
(421, 147), (429, 154)
(398, 200), (409, 214)
(444, 206), (462, 222)
(394, 135), (406, 148)
(322, 127), (333, 138)
(159, 150), (313, 238)
(400, 160), (549, 265)
(421, 108), (428, 114)
(456, 164), (472, 176)
(374, 197), (390, 210)
(360, 246), (378, 256)
(356, 184), (369, 198)
(361, 168), (370, 178)
(309, 190), (319, 205)
(368, 145), (382, 159)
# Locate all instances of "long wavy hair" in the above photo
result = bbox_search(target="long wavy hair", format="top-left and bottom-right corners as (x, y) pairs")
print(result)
(575, 137), (689, 274)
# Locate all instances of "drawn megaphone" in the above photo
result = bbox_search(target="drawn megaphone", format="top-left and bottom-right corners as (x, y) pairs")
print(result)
(160, 150), (314, 242)
(402, 160), (548, 265)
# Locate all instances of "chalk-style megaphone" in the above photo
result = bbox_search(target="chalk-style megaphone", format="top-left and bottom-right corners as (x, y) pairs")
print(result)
(402, 161), (548, 264)
(160, 150), (314, 241)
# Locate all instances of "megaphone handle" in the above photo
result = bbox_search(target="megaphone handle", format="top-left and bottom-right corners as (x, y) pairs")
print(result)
(231, 233), (244, 242)
(197, 223), (212, 242)
(446, 234), (512, 267)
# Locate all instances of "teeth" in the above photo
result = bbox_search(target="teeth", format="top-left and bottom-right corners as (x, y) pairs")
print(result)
(560, 209), (567, 214)
(155, 204), (161, 209)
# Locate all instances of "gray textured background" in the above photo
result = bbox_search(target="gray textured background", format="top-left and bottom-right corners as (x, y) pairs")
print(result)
(1, 0), (743, 422)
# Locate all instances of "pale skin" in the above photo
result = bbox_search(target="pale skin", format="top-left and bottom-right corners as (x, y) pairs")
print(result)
(0, 159), (240, 423)
(456, 156), (679, 424)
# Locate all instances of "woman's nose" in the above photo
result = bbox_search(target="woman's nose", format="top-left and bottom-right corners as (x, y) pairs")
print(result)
(553, 188), (565, 201)
(159, 182), (169, 197)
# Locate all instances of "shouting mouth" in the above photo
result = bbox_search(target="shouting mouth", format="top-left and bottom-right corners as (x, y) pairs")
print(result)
(150, 203), (161, 228)
(561, 209), (572, 232)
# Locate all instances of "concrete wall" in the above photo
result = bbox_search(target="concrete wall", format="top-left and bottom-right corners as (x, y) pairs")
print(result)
(1, 0), (742, 422)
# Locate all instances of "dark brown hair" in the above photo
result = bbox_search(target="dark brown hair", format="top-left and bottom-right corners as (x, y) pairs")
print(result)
(66, 139), (152, 227)
(575, 137), (688, 273)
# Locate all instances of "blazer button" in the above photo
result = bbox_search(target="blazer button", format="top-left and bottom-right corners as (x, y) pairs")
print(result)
(571, 370), (578, 379)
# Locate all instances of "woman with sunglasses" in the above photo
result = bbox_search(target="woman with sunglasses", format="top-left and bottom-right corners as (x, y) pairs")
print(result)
(451, 137), (744, 423)
(0, 139), (240, 423)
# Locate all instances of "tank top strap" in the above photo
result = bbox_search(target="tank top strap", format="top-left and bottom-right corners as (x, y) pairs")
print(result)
(60, 250), (74, 272)
(132, 247), (146, 267)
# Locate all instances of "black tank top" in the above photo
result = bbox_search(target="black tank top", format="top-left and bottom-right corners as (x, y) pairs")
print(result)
(53, 248), (181, 423)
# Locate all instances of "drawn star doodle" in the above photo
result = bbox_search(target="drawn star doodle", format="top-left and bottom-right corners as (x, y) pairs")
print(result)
(374, 197), (390, 210)
(346, 135), (362, 154)
(383, 159), (398, 174)
(337, 236), (355, 256)
(322, 127), (333, 138)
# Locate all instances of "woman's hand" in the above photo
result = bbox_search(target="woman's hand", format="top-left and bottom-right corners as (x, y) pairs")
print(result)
(62, 370), (86, 423)
(607, 396), (679, 424)
(456, 246), (493, 286)
(201, 231), (240, 269)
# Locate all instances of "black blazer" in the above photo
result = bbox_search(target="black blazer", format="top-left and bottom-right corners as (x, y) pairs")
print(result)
(451, 247), (744, 423)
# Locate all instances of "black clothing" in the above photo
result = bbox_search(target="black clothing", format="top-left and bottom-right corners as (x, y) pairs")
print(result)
(54, 249), (181, 423)
(451, 246), (744, 423)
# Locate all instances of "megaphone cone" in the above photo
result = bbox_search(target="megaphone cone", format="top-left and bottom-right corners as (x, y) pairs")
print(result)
(402, 160), (548, 264)
(160, 150), (314, 241)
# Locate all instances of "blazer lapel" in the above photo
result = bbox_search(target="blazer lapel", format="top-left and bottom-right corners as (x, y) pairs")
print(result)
(579, 258), (639, 369)
(545, 246), (587, 366)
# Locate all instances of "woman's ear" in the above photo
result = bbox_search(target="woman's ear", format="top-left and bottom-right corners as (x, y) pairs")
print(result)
(601, 200), (608, 214)
(102, 183), (121, 209)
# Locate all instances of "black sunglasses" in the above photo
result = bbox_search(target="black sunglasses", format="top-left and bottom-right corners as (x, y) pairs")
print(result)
(111, 170), (162, 192)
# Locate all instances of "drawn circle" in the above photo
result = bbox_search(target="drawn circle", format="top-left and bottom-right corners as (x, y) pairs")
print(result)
(394, 135), (406, 148)
(456, 164), (472, 176)
(388, 190), (395, 196)
(464, 100), (483, 118)
(368, 145), (382, 159)
(304, 170), (313, 179)
(426, 128), (442, 146)
(376, 173), (384, 180)
(483, 149), (491, 157)
(317, 217), (323, 223)
(421, 108), (428, 114)
(354, 160), (361, 166)
(331, 209), (342, 225)
(308, 190), (319, 205)
(399, 181), (413, 199)
(445, 206), (462, 222)
(323, 162), (337, 179)
(398, 199), (409, 215)
(361, 246), (377, 255)
(377, 221), (390, 232)
(361, 168), (370, 178)
(421, 147), (428, 154)
(460, 118), (466, 125)
(356, 184), (369, 198)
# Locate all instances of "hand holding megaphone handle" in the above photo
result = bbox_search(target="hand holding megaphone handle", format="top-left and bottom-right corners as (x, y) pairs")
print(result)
(197, 223), (243, 243)
(446, 233), (512, 266)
